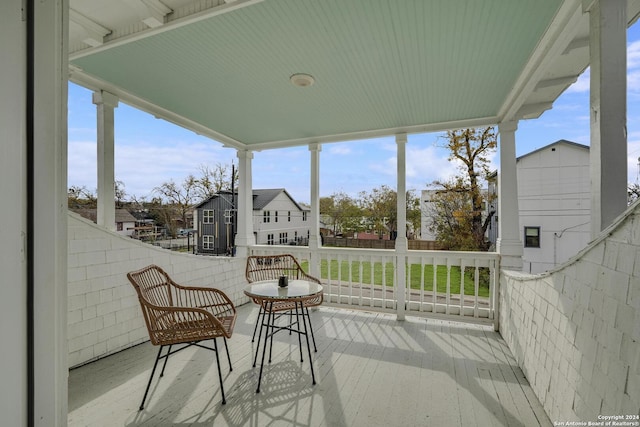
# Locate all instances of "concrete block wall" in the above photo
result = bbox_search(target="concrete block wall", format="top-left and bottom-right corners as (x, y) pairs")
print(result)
(68, 212), (249, 368)
(500, 204), (640, 421)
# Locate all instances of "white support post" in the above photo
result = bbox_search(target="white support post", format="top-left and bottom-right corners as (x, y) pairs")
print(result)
(308, 143), (322, 279)
(497, 121), (523, 271)
(32, 0), (69, 425)
(585, 0), (628, 237)
(235, 149), (254, 257)
(396, 134), (408, 321)
(92, 90), (118, 231)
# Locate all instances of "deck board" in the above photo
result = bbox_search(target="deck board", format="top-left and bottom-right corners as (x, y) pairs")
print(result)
(68, 304), (552, 427)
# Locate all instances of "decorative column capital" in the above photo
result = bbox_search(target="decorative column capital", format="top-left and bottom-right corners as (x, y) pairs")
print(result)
(395, 133), (408, 144)
(236, 149), (254, 160)
(308, 142), (322, 153)
(92, 90), (119, 108)
(498, 121), (518, 134)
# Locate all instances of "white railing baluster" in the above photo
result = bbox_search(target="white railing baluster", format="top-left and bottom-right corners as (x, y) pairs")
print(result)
(446, 261), (451, 315)
(248, 244), (499, 323)
(459, 259), (465, 317)
(474, 260), (480, 318)
(433, 257), (438, 314)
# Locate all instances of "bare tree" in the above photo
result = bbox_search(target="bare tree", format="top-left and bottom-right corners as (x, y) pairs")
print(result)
(192, 163), (238, 202)
(68, 185), (97, 209)
(153, 176), (199, 236)
(629, 183), (640, 205)
(115, 180), (127, 208)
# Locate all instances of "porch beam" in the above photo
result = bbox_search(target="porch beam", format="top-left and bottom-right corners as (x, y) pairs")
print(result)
(497, 121), (523, 271)
(235, 149), (254, 257)
(586, 0), (628, 236)
(121, 0), (173, 28)
(69, 8), (111, 47)
(395, 134), (408, 321)
(93, 90), (119, 231)
(70, 0), (265, 60)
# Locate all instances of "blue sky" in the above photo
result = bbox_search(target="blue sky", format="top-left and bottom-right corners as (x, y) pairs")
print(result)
(68, 25), (640, 205)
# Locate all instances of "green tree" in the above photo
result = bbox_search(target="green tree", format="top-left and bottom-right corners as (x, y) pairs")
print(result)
(320, 192), (364, 236)
(358, 185), (420, 239)
(427, 127), (497, 250)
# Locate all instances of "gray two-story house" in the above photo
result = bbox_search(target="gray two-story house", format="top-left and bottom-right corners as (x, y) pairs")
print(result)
(194, 188), (311, 254)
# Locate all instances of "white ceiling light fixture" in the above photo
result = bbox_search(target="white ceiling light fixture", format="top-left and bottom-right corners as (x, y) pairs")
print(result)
(290, 73), (315, 87)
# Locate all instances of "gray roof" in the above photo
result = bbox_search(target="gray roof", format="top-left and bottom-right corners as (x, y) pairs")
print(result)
(71, 208), (137, 223)
(196, 189), (307, 211)
(252, 188), (306, 211)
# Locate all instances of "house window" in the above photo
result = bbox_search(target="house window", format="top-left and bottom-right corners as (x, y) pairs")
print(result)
(117, 222), (123, 231)
(302, 211), (308, 221)
(224, 209), (235, 224)
(288, 211), (291, 222)
(279, 232), (288, 244)
(524, 226), (540, 248)
(202, 235), (215, 250)
(263, 211), (270, 223)
(203, 210), (214, 224)
(267, 233), (274, 245)
(275, 211), (278, 223)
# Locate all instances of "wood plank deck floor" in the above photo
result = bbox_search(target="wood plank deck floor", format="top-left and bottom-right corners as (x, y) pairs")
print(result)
(68, 304), (552, 427)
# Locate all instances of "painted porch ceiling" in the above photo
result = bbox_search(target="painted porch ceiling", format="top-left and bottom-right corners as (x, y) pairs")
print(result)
(68, 0), (640, 150)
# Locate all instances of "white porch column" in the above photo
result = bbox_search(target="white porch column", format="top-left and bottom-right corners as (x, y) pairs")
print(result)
(92, 90), (119, 231)
(235, 149), (254, 257)
(585, 0), (627, 237)
(497, 121), (523, 271)
(308, 143), (322, 278)
(395, 134), (408, 321)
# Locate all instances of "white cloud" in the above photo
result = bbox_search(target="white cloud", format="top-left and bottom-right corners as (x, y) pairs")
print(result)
(68, 137), (236, 199)
(566, 69), (590, 93)
(328, 145), (352, 155)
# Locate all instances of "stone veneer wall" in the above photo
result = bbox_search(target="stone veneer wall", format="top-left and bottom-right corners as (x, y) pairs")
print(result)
(68, 212), (249, 368)
(500, 203), (640, 421)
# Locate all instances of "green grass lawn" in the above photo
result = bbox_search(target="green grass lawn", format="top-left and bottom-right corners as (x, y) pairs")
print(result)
(304, 260), (490, 297)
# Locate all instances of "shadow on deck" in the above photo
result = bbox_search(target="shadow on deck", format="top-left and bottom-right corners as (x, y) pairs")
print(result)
(68, 304), (551, 427)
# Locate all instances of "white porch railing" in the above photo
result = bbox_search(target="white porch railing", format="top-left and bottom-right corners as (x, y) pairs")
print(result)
(248, 245), (500, 327)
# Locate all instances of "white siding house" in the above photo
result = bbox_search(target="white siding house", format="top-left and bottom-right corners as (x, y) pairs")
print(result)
(517, 140), (591, 273)
(420, 189), (438, 241)
(71, 208), (138, 237)
(252, 189), (311, 246)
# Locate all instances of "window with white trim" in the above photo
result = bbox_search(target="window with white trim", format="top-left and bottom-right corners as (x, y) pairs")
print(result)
(203, 209), (214, 224)
(279, 232), (288, 244)
(202, 235), (215, 249)
(263, 211), (270, 223)
(224, 209), (235, 224)
(267, 233), (274, 245)
(275, 211), (278, 223)
(302, 211), (308, 221)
